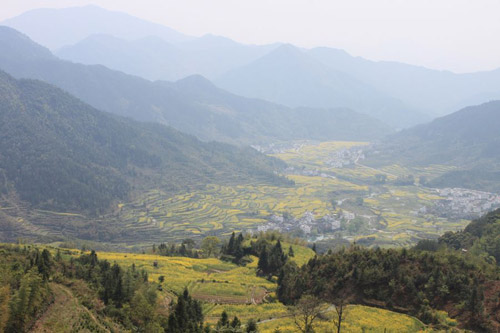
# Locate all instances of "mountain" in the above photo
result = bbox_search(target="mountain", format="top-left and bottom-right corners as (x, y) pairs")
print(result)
(366, 101), (500, 192)
(0, 26), (391, 144)
(56, 34), (189, 81)
(309, 47), (500, 117)
(56, 33), (279, 81)
(6, 5), (500, 122)
(174, 34), (279, 79)
(1, 5), (191, 50)
(0, 70), (286, 216)
(215, 44), (427, 128)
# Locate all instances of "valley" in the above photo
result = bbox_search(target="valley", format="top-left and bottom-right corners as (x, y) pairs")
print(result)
(108, 141), (495, 247)
(6, 140), (496, 250)
(1, 3), (500, 332)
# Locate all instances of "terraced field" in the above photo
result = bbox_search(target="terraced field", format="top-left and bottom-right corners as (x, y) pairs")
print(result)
(104, 141), (473, 247)
(258, 305), (430, 333)
(6, 141), (479, 247)
(59, 247), (440, 332)
(115, 176), (355, 242)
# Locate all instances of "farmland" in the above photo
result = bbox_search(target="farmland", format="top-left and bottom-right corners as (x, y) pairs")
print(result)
(57, 246), (440, 332)
(108, 141), (482, 247)
(257, 305), (429, 333)
(7, 140), (495, 248)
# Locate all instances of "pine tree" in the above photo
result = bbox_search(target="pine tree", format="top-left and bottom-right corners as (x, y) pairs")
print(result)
(230, 316), (241, 328)
(258, 248), (269, 274)
(246, 319), (258, 332)
(227, 232), (236, 255)
(217, 311), (229, 328)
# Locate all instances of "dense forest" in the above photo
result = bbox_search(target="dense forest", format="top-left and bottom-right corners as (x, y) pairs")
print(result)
(0, 70), (288, 215)
(275, 211), (500, 332)
(439, 208), (500, 263)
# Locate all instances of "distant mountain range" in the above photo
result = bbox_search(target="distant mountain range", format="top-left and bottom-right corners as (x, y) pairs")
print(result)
(215, 44), (425, 128)
(367, 101), (500, 192)
(0, 26), (391, 144)
(1, 5), (192, 49)
(309, 47), (500, 117)
(0, 70), (286, 216)
(56, 33), (279, 81)
(6, 6), (500, 125)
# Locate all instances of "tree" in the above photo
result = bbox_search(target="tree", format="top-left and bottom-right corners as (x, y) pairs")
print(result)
(230, 316), (241, 329)
(227, 233), (236, 254)
(331, 295), (349, 333)
(0, 286), (10, 332)
(291, 295), (325, 333)
(257, 248), (269, 275)
(216, 311), (230, 331)
(288, 246), (295, 257)
(246, 319), (258, 333)
(202, 236), (221, 258)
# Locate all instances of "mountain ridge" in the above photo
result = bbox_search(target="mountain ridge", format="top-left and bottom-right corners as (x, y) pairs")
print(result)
(215, 44), (427, 128)
(0, 69), (287, 216)
(0, 26), (392, 144)
(2, 5), (192, 50)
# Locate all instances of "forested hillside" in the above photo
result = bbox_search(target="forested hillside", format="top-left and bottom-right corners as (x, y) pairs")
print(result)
(0, 70), (286, 215)
(366, 101), (500, 192)
(440, 208), (500, 264)
(0, 26), (391, 144)
(277, 240), (500, 331)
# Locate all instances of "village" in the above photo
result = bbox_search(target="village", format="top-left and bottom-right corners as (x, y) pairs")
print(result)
(424, 187), (500, 219)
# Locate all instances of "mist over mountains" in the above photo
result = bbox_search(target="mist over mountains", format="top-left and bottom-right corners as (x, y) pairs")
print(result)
(2, 4), (500, 208)
(2, 5), (192, 49)
(2, 4), (500, 331)
(4, 5), (500, 127)
(0, 26), (391, 144)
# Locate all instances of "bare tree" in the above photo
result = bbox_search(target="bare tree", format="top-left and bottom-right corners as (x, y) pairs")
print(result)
(291, 295), (325, 333)
(330, 291), (350, 333)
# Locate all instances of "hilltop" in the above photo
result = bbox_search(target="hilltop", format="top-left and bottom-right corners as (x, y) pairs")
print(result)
(216, 44), (426, 128)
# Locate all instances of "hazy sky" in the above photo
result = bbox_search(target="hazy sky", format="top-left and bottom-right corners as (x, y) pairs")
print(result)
(2, 0), (500, 73)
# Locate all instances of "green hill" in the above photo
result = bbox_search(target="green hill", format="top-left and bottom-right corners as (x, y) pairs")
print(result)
(0, 70), (286, 216)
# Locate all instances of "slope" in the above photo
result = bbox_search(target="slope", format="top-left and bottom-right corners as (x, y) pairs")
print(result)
(0, 26), (391, 144)
(216, 44), (427, 128)
(0, 70), (286, 217)
(366, 101), (500, 192)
